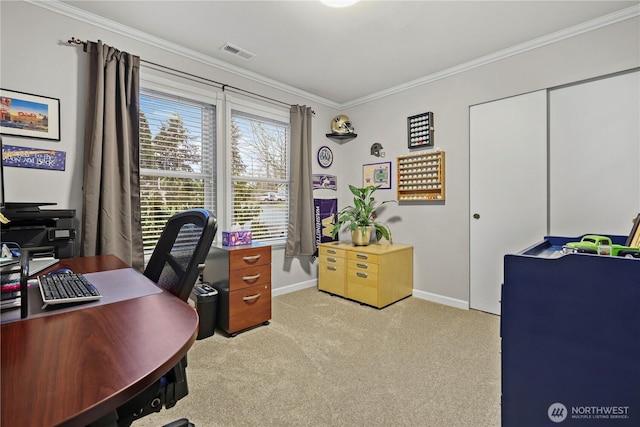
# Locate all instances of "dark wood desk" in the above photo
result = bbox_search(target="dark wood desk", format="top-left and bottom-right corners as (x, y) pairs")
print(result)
(1, 255), (199, 427)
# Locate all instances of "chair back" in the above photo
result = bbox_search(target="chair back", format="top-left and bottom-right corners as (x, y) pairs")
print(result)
(144, 209), (217, 301)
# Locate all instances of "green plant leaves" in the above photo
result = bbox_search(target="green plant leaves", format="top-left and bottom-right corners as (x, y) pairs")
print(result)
(331, 184), (396, 243)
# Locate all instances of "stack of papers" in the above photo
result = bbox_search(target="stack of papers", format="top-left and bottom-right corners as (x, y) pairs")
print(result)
(1, 257), (58, 311)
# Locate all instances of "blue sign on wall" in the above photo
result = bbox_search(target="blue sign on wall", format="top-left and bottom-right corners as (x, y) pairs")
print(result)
(2, 144), (66, 171)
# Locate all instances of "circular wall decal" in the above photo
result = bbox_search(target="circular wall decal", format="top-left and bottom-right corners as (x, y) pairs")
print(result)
(317, 145), (333, 168)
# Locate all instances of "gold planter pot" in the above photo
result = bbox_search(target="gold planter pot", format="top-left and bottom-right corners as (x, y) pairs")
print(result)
(351, 226), (372, 246)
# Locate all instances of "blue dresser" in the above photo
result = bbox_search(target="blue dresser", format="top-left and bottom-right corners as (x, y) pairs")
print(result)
(501, 235), (639, 426)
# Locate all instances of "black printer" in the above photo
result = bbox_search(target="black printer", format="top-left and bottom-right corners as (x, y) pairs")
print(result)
(1, 202), (76, 259)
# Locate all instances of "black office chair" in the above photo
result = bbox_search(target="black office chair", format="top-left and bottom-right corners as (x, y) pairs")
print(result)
(115, 209), (217, 427)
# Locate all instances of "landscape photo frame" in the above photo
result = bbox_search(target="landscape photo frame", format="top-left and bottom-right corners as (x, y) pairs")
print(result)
(0, 89), (60, 141)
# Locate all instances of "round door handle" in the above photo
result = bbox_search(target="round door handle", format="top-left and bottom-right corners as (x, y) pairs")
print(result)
(473, 213), (480, 219)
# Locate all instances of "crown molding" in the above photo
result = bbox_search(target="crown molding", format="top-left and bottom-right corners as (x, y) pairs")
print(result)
(342, 4), (640, 109)
(27, 1), (639, 110)
(26, 0), (341, 109)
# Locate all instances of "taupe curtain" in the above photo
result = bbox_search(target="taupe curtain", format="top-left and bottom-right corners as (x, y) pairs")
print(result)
(285, 105), (316, 257)
(81, 40), (143, 270)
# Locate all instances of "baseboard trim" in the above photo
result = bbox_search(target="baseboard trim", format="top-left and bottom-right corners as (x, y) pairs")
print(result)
(273, 280), (469, 310)
(412, 289), (469, 310)
(272, 279), (317, 297)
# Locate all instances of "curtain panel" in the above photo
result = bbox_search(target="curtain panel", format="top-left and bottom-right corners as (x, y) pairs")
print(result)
(285, 105), (316, 257)
(81, 41), (144, 270)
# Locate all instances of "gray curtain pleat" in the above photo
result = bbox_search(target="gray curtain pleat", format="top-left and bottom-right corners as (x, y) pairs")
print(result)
(285, 105), (316, 257)
(81, 40), (143, 270)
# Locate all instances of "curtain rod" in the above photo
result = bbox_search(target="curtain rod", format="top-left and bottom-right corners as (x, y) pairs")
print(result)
(67, 37), (307, 111)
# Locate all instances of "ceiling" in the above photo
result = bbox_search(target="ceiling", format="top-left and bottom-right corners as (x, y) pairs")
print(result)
(60, 0), (639, 106)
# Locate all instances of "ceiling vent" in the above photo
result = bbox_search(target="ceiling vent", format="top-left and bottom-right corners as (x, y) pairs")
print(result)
(221, 43), (256, 60)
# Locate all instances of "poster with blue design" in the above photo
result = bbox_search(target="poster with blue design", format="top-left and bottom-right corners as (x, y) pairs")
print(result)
(1, 144), (66, 171)
(314, 198), (338, 245)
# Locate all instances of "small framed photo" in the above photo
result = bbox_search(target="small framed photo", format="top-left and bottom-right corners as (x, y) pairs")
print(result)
(0, 89), (60, 141)
(363, 161), (392, 189)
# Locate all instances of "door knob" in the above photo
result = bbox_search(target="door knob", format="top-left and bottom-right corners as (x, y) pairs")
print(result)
(473, 213), (480, 219)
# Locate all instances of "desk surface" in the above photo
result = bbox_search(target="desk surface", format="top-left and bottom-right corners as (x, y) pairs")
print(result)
(1, 255), (199, 427)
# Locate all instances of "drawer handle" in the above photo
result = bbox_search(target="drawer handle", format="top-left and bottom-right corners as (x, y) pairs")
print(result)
(243, 255), (261, 262)
(327, 249), (337, 254)
(357, 272), (368, 278)
(357, 263), (368, 269)
(243, 293), (261, 301)
(327, 257), (337, 262)
(327, 265), (337, 271)
(243, 274), (261, 282)
(356, 253), (368, 260)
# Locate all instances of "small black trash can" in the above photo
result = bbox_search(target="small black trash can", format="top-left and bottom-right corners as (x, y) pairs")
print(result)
(190, 283), (218, 340)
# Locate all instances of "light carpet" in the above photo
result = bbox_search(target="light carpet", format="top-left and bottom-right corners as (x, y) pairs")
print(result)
(133, 287), (501, 427)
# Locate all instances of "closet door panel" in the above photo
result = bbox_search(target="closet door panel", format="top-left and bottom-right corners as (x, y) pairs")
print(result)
(549, 71), (640, 236)
(470, 90), (547, 315)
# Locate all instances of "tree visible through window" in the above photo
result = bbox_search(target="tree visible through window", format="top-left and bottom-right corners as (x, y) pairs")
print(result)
(230, 109), (289, 241)
(139, 88), (215, 255)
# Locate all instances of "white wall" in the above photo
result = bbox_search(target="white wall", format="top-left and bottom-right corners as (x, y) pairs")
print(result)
(341, 17), (640, 305)
(2, 1), (639, 305)
(0, 1), (337, 291)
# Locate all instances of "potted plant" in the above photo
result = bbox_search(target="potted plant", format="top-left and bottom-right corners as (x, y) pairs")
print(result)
(332, 184), (396, 246)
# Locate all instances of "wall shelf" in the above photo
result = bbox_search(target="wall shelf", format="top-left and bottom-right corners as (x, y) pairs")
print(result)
(326, 133), (357, 142)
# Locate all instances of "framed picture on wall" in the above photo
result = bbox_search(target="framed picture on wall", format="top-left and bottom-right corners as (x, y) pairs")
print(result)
(0, 89), (60, 141)
(363, 162), (392, 189)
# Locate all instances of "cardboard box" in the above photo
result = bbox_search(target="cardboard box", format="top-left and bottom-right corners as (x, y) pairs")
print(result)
(222, 230), (252, 246)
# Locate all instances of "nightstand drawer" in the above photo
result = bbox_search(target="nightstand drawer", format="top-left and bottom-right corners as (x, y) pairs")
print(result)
(229, 264), (271, 291)
(229, 245), (271, 269)
(228, 283), (272, 334)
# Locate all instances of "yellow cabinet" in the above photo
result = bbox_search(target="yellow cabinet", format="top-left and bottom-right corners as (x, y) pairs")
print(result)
(318, 242), (413, 308)
(318, 244), (346, 296)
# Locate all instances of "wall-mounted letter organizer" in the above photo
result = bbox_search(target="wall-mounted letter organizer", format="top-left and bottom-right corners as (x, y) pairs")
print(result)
(407, 112), (434, 149)
(397, 150), (445, 202)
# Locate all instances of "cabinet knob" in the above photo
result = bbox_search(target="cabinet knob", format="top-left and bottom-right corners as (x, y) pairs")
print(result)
(473, 213), (480, 219)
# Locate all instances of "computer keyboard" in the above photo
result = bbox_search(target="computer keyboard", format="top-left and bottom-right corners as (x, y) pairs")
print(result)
(38, 273), (102, 308)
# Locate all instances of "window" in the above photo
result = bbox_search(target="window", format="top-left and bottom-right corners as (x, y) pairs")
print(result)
(139, 88), (216, 255)
(229, 105), (290, 242)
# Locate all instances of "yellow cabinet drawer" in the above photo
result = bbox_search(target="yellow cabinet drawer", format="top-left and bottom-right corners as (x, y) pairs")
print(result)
(347, 259), (379, 274)
(319, 245), (346, 258)
(318, 261), (346, 295)
(347, 251), (380, 264)
(320, 253), (345, 267)
(346, 270), (379, 307)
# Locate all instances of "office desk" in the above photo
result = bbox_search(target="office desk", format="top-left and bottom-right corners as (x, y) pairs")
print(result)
(1, 255), (199, 427)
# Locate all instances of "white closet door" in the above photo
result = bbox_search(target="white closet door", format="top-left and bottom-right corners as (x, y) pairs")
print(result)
(470, 90), (547, 315)
(549, 71), (640, 237)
